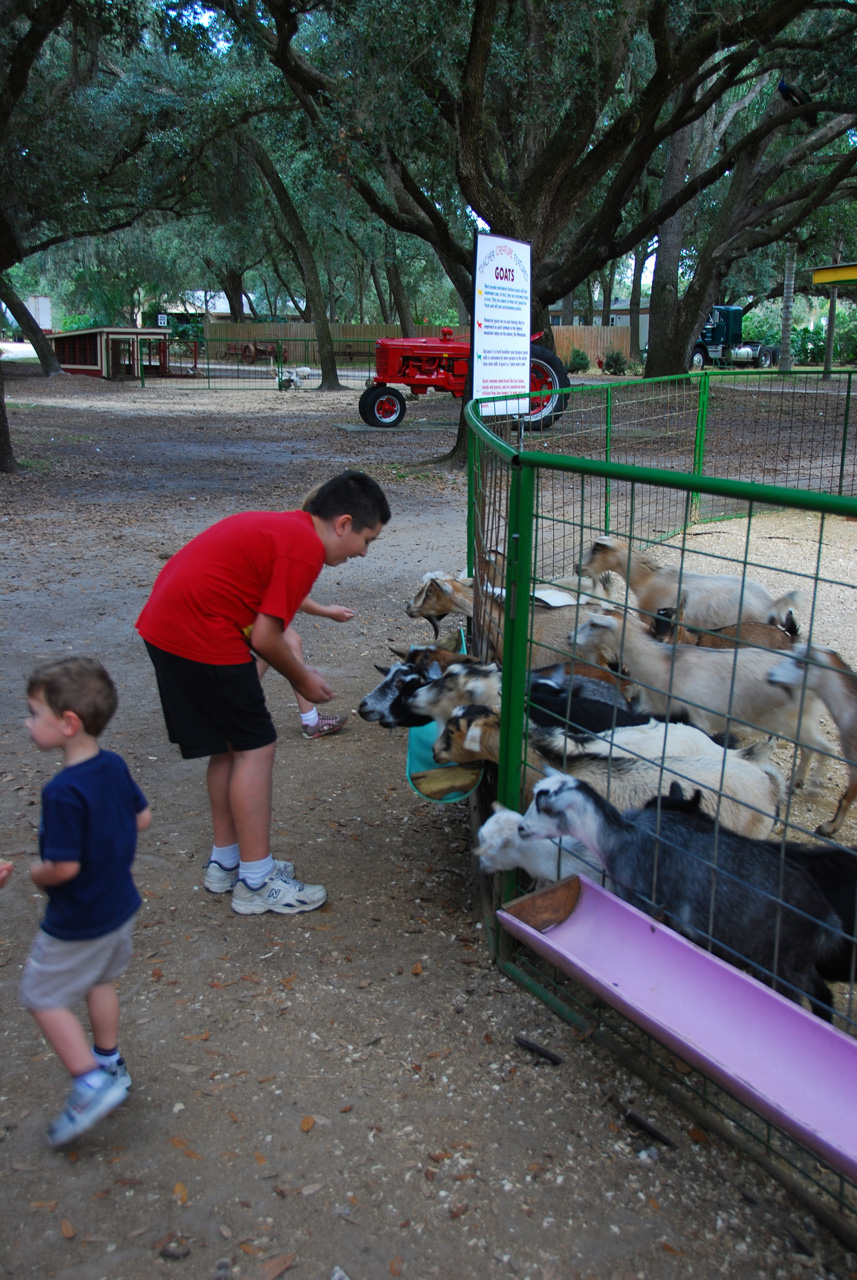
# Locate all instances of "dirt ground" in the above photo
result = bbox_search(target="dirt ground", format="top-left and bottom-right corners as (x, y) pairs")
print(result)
(1, 366), (855, 1280)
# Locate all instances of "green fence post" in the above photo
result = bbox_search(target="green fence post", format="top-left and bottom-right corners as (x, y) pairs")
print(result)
(604, 385), (613, 533)
(840, 372), (852, 497)
(690, 370), (709, 524)
(496, 458), (536, 812)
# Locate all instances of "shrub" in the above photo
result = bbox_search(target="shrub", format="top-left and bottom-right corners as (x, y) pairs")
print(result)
(790, 326), (826, 366)
(566, 346), (590, 374)
(603, 348), (628, 376)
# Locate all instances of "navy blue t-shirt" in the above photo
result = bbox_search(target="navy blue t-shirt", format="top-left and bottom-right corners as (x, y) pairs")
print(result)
(39, 750), (146, 941)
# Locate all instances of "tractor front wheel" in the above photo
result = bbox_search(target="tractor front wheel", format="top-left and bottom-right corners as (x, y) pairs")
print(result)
(359, 385), (407, 427)
(527, 345), (571, 428)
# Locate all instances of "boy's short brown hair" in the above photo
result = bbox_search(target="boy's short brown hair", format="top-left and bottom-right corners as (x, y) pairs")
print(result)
(304, 469), (390, 531)
(27, 657), (118, 737)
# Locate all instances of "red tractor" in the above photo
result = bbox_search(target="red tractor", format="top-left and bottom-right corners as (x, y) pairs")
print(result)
(357, 328), (570, 428)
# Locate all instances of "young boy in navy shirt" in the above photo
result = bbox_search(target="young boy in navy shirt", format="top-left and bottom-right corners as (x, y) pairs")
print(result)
(20, 657), (151, 1146)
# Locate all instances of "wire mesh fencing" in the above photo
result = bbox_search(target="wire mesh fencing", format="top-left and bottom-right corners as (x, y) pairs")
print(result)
(464, 386), (857, 1238)
(138, 335), (376, 391)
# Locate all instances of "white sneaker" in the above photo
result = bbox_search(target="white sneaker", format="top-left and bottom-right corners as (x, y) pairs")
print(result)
(204, 856), (295, 893)
(47, 1071), (129, 1146)
(231, 867), (327, 916)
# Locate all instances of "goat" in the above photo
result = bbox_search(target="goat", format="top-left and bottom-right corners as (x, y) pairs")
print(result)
(642, 784), (857, 989)
(405, 661), (502, 727)
(530, 716), (751, 763)
(406, 565), (616, 670)
(578, 536), (801, 631)
(571, 612), (828, 788)
(434, 704), (784, 836)
(475, 803), (599, 884)
(358, 663), (433, 729)
(768, 644), (857, 836)
(389, 643), (482, 679)
(518, 775), (842, 1019)
(651, 601), (798, 652)
(405, 572), (474, 638)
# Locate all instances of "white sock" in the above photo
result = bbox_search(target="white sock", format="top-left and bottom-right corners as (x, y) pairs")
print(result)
(93, 1046), (120, 1070)
(211, 842), (240, 869)
(300, 709), (319, 728)
(240, 855), (274, 888)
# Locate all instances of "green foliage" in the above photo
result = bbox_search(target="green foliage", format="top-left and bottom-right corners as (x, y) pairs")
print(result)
(603, 348), (628, 376)
(60, 314), (96, 331)
(740, 310), (781, 348)
(566, 347), (590, 374)
(790, 327), (827, 365)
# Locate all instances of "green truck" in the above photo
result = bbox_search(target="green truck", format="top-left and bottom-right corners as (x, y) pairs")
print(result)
(691, 305), (780, 371)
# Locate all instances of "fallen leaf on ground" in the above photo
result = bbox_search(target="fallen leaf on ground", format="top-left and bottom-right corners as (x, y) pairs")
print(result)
(61, 1219), (75, 1239)
(254, 1253), (297, 1280)
(300, 1115), (315, 1133)
(411, 962), (422, 975)
(174, 1182), (188, 1204)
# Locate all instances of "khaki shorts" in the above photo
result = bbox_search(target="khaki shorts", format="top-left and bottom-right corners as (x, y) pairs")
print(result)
(20, 916), (135, 1011)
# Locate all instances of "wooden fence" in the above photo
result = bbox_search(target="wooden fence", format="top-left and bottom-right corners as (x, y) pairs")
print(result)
(202, 320), (631, 368)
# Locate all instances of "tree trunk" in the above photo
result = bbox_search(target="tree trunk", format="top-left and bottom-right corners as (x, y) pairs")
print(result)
(779, 244), (797, 373)
(247, 134), (347, 390)
(560, 292), (575, 325)
(599, 262), (617, 328)
(243, 291), (260, 321)
(643, 124), (691, 378)
(221, 267), (246, 321)
(385, 261), (415, 337)
(370, 258), (392, 323)
(0, 361), (17, 473)
(0, 277), (64, 375)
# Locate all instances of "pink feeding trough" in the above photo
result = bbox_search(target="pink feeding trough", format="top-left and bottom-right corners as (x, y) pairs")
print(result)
(497, 875), (857, 1184)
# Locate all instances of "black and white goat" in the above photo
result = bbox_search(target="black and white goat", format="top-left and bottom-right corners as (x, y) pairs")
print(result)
(518, 774), (842, 1018)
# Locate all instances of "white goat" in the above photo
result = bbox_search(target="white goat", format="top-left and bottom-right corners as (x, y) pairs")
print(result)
(768, 644), (857, 836)
(435, 704), (784, 836)
(475, 804), (599, 885)
(572, 613), (827, 788)
(405, 572), (474, 638)
(531, 717), (737, 762)
(579, 536), (802, 630)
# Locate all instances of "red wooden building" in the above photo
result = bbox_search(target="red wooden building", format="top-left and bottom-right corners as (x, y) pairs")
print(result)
(48, 326), (168, 378)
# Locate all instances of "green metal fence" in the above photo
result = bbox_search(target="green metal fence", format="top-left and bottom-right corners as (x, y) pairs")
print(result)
(464, 378), (857, 1244)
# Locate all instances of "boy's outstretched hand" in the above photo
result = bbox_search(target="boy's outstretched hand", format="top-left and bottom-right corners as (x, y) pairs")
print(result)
(0, 860), (14, 888)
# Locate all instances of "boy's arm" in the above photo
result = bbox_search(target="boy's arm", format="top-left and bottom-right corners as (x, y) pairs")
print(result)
(250, 613), (334, 703)
(299, 596), (354, 623)
(0, 860), (13, 888)
(30, 859), (80, 889)
(137, 805), (152, 832)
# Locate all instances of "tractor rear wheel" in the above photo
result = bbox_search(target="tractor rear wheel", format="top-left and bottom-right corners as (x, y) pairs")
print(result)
(527, 346), (571, 428)
(359, 385), (407, 427)
(242, 344), (255, 365)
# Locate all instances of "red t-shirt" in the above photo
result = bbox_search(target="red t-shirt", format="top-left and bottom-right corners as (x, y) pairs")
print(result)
(136, 510), (324, 663)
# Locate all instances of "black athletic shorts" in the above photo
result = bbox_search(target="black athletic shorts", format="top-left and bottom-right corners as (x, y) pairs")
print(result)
(144, 642), (277, 759)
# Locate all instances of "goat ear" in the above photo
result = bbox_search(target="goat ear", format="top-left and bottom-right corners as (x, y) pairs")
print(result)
(389, 645), (408, 658)
(462, 723), (483, 752)
(425, 660), (443, 681)
(374, 664), (390, 675)
(491, 800), (509, 813)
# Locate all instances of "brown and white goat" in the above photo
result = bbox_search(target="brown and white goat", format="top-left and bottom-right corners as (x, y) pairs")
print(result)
(768, 644), (857, 836)
(651, 598), (797, 652)
(578, 536), (801, 631)
(571, 612), (828, 789)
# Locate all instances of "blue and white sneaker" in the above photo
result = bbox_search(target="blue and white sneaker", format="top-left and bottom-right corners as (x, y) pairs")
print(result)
(47, 1070), (129, 1147)
(231, 866), (327, 916)
(104, 1057), (132, 1090)
(204, 857), (295, 893)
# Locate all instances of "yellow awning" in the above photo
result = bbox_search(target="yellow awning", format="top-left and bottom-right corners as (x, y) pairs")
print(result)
(811, 262), (857, 285)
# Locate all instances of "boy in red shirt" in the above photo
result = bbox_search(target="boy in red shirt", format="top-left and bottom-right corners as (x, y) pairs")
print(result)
(136, 469), (390, 916)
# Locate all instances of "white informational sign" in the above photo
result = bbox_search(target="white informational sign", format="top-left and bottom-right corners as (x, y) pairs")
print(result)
(471, 233), (532, 416)
(157, 313), (169, 326)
